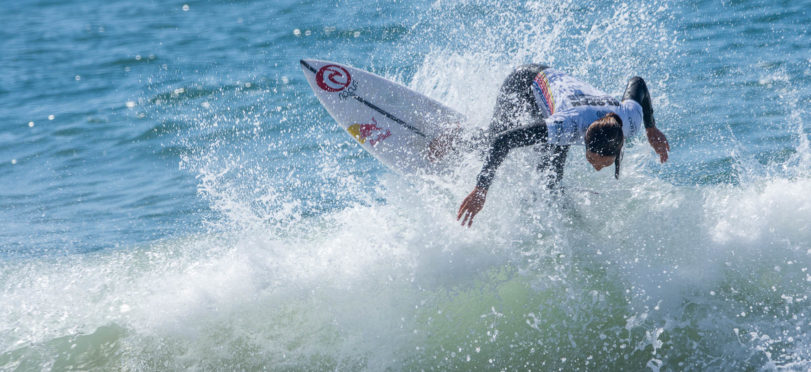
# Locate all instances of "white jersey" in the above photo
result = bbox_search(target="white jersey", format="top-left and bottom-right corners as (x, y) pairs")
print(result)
(531, 68), (644, 145)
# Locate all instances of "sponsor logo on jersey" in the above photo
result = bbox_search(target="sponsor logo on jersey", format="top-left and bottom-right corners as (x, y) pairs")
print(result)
(316, 64), (352, 92)
(568, 95), (620, 107)
(347, 117), (391, 146)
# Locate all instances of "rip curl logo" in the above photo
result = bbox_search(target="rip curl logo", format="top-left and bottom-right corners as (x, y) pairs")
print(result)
(315, 64), (352, 92)
(347, 117), (391, 146)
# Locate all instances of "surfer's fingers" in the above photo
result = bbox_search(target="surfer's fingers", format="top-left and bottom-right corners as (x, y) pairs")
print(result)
(457, 200), (469, 219)
(459, 207), (467, 224)
(457, 198), (467, 215)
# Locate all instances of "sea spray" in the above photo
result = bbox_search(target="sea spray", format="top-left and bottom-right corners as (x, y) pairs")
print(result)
(1, 0), (808, 370)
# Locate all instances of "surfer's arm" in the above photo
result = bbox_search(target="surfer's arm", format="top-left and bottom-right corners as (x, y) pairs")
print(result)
(623, 76), (670, 163)
(475, 124), (548, 190)
(646, 127), (670, 163)
(622, 77), (655, 129)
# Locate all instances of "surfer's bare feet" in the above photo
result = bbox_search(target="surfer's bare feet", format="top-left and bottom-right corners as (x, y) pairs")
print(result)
(426, 126), (462, 162)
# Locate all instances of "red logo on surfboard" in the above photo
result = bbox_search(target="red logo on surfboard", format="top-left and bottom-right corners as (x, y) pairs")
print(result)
(347, 117), (391, 146)
(316, 65), (352, 92)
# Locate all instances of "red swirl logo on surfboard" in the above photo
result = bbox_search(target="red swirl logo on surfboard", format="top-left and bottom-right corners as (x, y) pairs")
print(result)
(316, 65), (352, 92)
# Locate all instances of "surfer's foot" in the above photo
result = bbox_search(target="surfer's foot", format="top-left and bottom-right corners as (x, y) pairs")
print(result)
(426, 126), (462, 162)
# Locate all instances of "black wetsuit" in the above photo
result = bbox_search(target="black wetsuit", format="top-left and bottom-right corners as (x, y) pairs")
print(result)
(476, 65), (655, 191)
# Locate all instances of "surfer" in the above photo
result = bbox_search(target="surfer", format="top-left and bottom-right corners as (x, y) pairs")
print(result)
(457, 64), (670, 227)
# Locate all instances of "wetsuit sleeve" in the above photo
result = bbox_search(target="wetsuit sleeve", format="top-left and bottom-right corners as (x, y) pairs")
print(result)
(622, 77), (656, 129)
(475, 123), (548, 190)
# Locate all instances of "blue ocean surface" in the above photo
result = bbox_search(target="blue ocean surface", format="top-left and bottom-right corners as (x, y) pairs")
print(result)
(1, 0), (809, 370)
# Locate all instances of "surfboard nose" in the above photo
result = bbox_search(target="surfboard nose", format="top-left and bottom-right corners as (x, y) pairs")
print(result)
(300, 59), (317, 74)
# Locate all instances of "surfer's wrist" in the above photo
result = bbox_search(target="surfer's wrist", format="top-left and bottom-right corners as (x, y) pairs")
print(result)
(475, 176), (491, 191)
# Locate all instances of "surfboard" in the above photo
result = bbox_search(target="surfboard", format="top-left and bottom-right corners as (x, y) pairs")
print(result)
(300, 59), (466, 175)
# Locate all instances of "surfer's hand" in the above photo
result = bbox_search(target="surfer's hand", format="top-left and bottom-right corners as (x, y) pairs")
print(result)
(457, 187), (487, 227)
(646, 127), (670, 163)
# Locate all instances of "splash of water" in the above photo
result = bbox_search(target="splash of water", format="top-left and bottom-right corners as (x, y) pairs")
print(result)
(2, 0), (809, 370)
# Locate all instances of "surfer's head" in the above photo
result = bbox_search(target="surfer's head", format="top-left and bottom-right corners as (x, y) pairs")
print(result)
(585, 112), (624, 179)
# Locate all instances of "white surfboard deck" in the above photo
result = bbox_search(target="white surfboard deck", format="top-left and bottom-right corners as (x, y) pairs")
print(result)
(300, 59), (466, 175)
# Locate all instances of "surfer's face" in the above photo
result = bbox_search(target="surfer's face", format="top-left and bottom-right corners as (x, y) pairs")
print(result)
(586, 151), (615, 171)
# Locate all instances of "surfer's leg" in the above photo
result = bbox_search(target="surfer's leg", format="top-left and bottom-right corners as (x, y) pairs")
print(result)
(487, 64), (569, 191)
(535, 144), (570, 192)
(487, 64), (549, 137)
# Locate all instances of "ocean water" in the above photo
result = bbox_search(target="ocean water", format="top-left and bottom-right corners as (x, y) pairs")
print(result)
(1, 0), (809, 370)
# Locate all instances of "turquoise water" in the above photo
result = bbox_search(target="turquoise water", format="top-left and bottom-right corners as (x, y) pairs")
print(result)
(1, 0), (809, 370)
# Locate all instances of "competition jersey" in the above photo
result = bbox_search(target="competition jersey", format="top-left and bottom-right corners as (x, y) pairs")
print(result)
(531, 68), (644, 145)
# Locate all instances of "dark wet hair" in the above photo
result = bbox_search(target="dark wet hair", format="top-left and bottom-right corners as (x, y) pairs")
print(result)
(585, 112), (624, 179)
(585, 112), (624, 156)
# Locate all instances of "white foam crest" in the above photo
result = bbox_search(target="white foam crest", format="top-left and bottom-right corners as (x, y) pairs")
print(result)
(706, 178), (811, 248)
